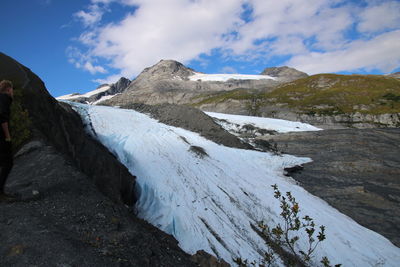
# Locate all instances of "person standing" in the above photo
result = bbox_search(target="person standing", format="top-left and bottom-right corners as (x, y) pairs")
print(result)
(0, 80), (15, 201)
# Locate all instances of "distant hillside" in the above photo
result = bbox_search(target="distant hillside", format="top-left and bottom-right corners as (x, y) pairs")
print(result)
(193, 74), (400, 128)
(388, 72), (400, 79)
(265, 74), (400, 115)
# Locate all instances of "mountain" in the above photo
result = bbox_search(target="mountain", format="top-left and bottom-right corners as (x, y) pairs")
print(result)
(103, 59), (282, 106)
(57, 77), (131, 104)
(261, 66), (308, 82)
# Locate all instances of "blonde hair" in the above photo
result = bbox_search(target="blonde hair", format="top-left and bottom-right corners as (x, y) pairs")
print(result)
(0, 80), (13, 93)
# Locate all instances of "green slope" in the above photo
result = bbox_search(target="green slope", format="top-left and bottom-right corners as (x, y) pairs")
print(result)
(192, 74), (400, 116)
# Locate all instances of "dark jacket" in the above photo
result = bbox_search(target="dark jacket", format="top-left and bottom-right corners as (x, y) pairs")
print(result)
(0, 93), (12, 142)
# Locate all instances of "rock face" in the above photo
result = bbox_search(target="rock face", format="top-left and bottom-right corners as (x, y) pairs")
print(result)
(0, 52), (135, 205)
(113, 77), (131, 92)
(105, 59), (280, 106)
(139, 59), (195, 80)
(261, 66), (308, 82)
(261, 128), (400, 247)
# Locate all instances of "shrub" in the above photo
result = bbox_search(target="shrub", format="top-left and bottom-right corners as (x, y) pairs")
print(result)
(235, 184), (341, 267)
(10, 88), (32, 153)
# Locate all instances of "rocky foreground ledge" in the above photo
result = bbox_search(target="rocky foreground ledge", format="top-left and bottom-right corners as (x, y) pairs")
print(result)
(0, 137), (201, 266)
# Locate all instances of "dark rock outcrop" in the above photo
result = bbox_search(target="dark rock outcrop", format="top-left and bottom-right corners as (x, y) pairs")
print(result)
(113, 77), (131, 92)
(0, 52), (135, 205)
(262, 128), (400, 247)
(261, 66), (308, 82)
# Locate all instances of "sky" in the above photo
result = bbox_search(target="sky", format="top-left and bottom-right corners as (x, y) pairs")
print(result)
(1, 0), (400, 97)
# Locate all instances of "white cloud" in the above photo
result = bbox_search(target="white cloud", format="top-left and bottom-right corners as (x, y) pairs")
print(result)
(226, 0), (353, 55)
(74, 4), (104, 27)
(72, 0), (400, 81)
(87, 0), (244, 78)
(83, 61), (107, 74)
(66, 46), (107, 75)
(93, 73), (122, 85)
(358, 1), (400, 33)
(287, 30), (400, 74)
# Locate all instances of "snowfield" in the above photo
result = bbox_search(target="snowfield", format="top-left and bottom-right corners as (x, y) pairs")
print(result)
(56, 85), (111, 100)
(91, 93), (120, 105)
(189, 72), (276, 82)
(70, 103), (400, 266)
(206, 112), (322, 133)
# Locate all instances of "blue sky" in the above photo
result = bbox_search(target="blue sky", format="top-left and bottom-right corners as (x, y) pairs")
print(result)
(1, 0), (399, 97)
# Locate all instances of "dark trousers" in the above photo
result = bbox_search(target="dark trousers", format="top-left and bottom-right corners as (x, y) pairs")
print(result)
(0, 140), (13, 193)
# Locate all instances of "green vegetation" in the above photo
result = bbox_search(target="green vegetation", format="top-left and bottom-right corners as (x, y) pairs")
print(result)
(10, 87), (32, 153)
(382, 93), (400, 102)
(0, 75), (33, 153)
(192, 74), (400, 116)
(265, 74), (400, 115)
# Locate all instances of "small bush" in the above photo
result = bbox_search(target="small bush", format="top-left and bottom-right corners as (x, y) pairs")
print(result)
(235, 185), (341, 267)
(382, 93), (400, 102)
(10, 88), (32, 153)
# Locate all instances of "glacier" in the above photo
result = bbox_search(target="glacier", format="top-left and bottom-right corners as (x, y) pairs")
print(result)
(70, 103), (400, 266)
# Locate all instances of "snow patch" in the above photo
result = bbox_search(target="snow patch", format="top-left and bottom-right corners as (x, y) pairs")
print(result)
(56, 85), (111, 100)
(206, 111), (322, 133)
(189, 72), (276, 82)
(92, 93), (119, 105)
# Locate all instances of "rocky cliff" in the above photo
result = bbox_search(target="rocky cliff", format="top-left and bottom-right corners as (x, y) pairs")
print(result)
(0, 52), (135, 205)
